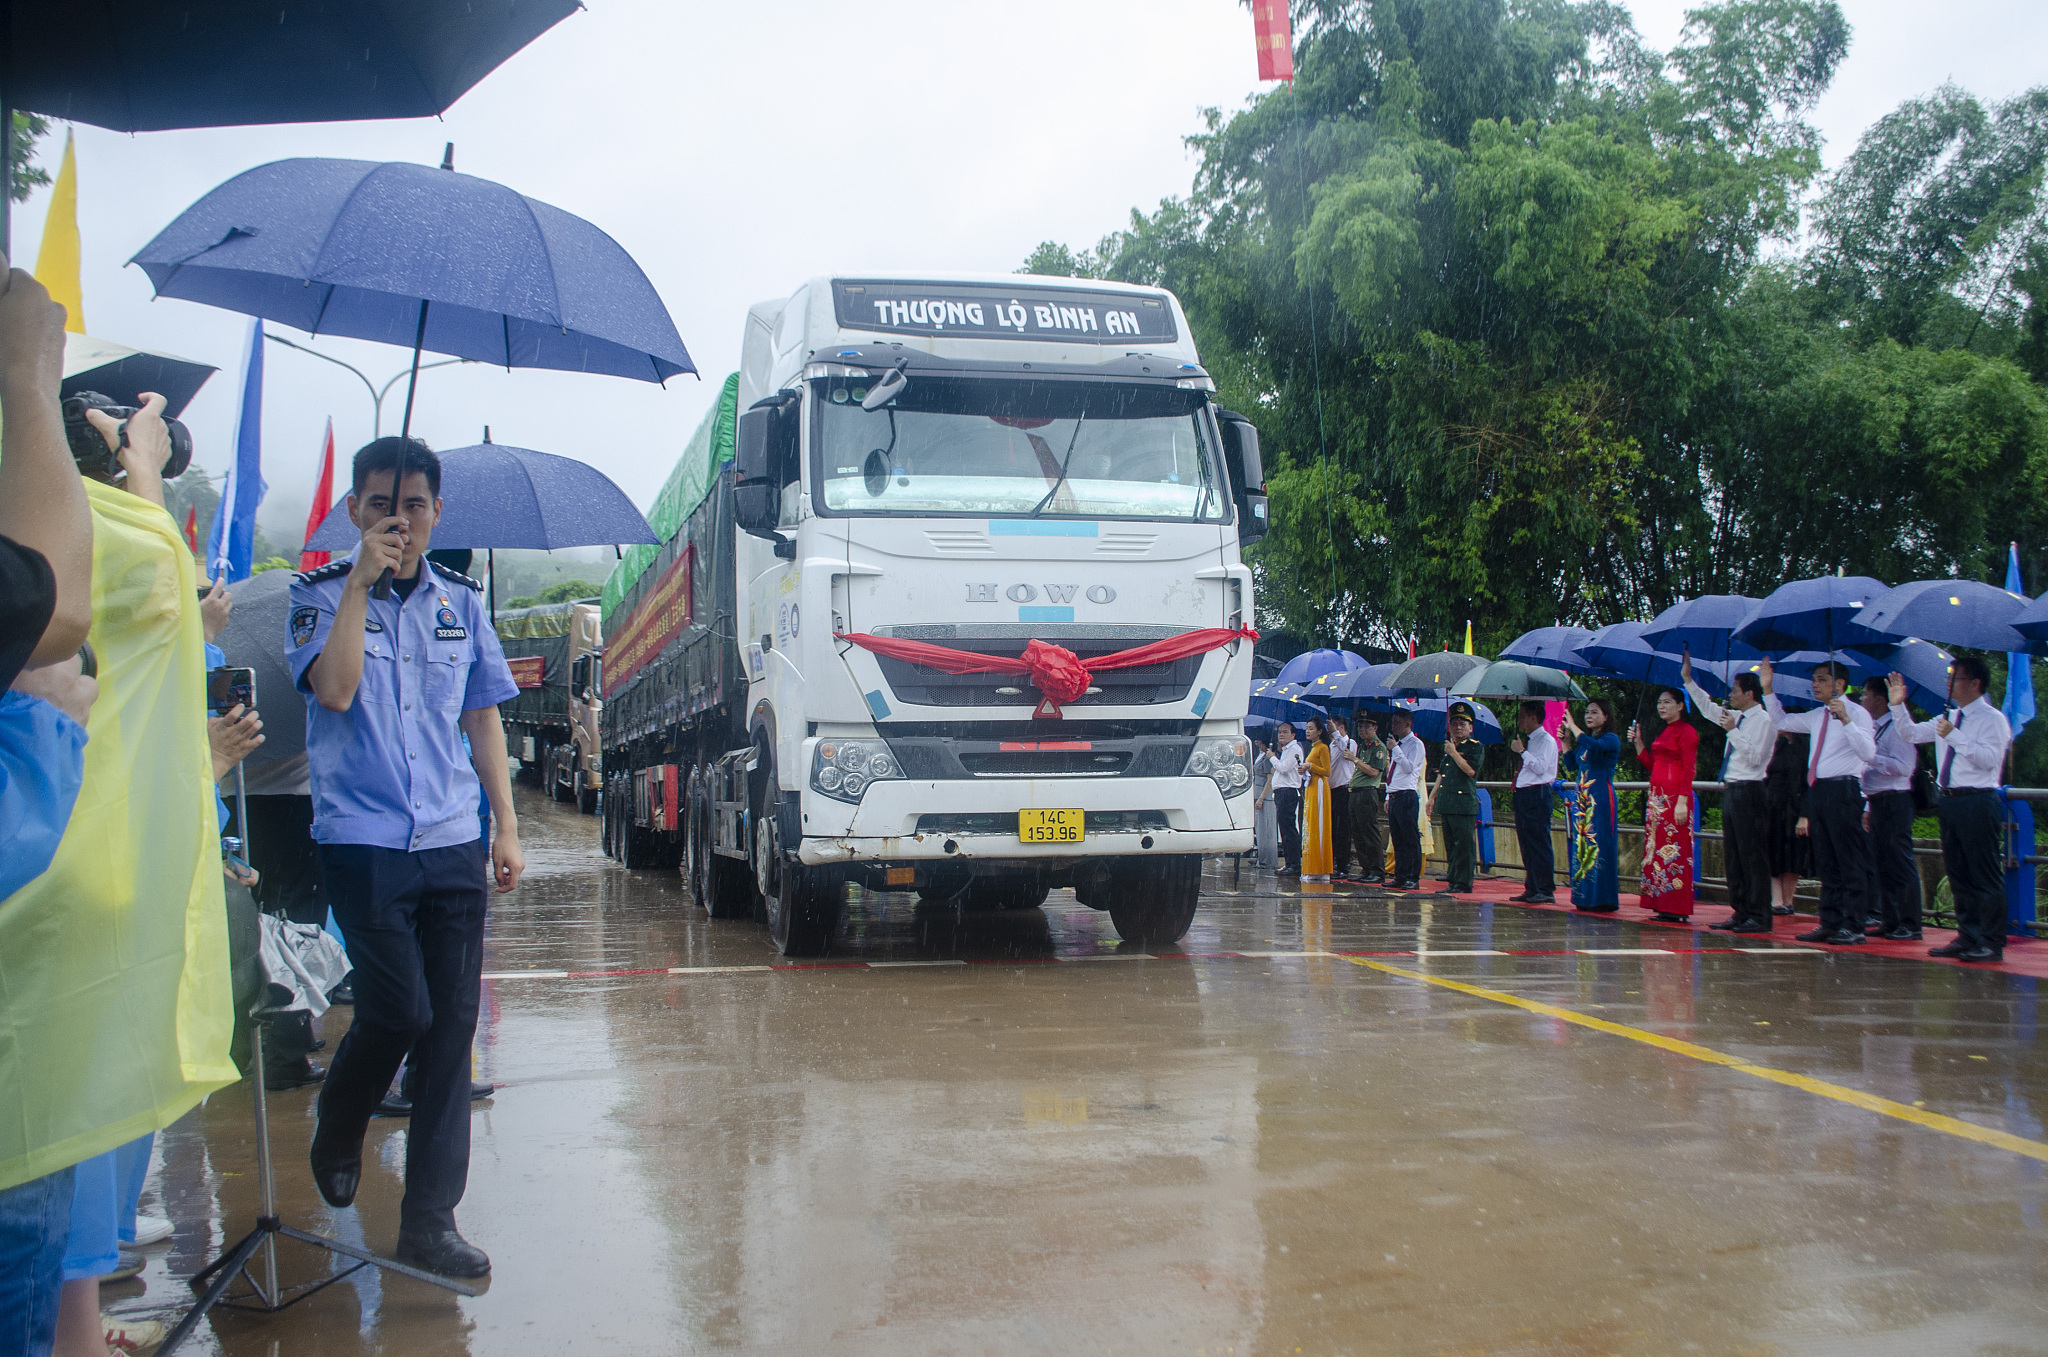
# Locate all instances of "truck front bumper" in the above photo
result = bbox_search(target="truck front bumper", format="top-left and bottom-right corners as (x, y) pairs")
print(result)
(795, 775), (1253, 866)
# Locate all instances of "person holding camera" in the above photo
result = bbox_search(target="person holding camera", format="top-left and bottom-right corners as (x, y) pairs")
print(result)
(289, 437), (521, 1280)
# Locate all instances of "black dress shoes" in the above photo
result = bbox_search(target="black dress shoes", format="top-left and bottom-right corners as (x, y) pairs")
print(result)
(1928, 941), (1969, 957)
(1827, 931), (1864, 944)
(309, 1130), (361, 1209)
(395, 1228), (491, 1279)
(1508, 892), (1535, 903)
(1884, 927), (1923, 941)
(1794, 927), (1835, 942)
(265, 1060), (326, 1092)
(1771, 904), (1794, 916)
(1709, 919), (1740, 931)
(1728, 921), (1774, 934)
(1957, 947), (2003, 963)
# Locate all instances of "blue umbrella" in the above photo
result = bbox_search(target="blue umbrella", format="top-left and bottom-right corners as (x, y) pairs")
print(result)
(1744, 643), (1956, 713)
(1639, 595), (1761, 661)
(1384, 696), (1505, 745)
(132, 158), (693, 385)
(1316, 662), (1405, 706)
(13, 2), (579, 134)
(1577, 622), (1663, 683)
(1732, 575), (1893, 654)
(1275, 648), (1370, 686)
(1249, 680), (1327, 725)
(306, 441), (658, 553)
(1498, 626), (1595, 672)
(1852, 579), (2031, 654)
(2016, 591), (2048, 651)
(134, 154), (692, 596)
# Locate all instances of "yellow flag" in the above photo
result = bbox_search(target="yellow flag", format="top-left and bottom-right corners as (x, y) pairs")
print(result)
(33, 129), (86, 335)
(1464, 620), (1474, 654)
(0, 482), (237, 1191)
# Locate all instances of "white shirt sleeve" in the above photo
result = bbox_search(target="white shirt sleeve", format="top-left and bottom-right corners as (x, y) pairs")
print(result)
(1729, 705), (1773, 771)
(1890, 701), (1941, 744)
(1765, 693), (1810, 734)
(1684, 677), (1725, 728)
(1953, 704), (2013, 782)
(1838, 705), (1875, 764)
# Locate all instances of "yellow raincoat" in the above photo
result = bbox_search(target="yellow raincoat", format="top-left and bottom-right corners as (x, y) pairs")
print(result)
(0, 481), (237, 1190)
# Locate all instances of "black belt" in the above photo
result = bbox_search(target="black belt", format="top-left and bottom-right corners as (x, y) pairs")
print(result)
(1724, 779), (1764, 787)
(1940, 786), (1994, 798)
(1812, 776), (1859, 785)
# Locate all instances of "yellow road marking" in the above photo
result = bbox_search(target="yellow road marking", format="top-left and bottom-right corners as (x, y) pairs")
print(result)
(1338, 955), (2048, 1163)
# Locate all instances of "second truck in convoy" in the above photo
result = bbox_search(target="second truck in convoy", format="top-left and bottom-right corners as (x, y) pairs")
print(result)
(599, 273), (1266, 955)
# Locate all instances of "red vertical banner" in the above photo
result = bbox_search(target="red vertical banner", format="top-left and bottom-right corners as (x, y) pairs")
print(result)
(1252, 0), (1294, 82)
(183, 506), (199, 554)
(300, 417), (336, 570)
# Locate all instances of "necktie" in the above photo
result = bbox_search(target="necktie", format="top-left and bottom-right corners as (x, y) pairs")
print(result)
(1939, 709), (1963, 788)
(1807, 707), (1830, 787)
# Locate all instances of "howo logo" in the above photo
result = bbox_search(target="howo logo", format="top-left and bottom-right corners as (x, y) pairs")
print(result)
(965, 583), (1118, 604)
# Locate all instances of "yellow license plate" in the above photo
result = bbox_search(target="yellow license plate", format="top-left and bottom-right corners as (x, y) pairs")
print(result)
(1019, 808), (1085, 844)
(885, 866), (916, 887)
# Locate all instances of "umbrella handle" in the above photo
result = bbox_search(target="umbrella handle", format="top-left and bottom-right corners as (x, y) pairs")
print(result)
(372, 302), (432, 601)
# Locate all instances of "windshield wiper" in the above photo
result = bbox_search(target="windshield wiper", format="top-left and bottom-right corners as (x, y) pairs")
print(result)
(1026, 403), (1088, 518)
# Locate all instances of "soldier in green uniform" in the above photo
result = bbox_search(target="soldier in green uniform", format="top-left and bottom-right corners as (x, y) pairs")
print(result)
(1429, 701), (1485, 893)
(1351, 714), (1391, 883)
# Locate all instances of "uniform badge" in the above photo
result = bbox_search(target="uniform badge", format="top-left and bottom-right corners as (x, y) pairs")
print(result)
(364, 617), (384, 633)
(291, 605), (319, 646)
(435, 604), (468, 640)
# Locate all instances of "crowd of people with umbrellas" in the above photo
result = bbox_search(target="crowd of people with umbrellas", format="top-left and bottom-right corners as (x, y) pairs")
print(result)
(1247, 570), (2036, 970)
(1, 7), (689, 1355)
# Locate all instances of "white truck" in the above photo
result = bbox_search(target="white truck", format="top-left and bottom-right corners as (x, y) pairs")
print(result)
(599, 274), (1266, 954)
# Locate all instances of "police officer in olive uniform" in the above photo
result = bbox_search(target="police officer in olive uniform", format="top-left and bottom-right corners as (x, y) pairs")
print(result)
(289, 437), (522, 1280)
(1429, 702), (1485, 893)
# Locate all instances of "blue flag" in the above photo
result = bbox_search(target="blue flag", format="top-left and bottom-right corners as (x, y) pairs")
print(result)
(2006, 541), (2035, 741)
(206, 319), (267, 582)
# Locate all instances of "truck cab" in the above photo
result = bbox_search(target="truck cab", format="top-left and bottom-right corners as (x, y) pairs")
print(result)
(708, 275), (1266, 953)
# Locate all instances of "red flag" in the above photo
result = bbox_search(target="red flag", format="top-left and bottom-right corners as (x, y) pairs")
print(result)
(182, 506), (198, 554)
(299, 417), (335, 570)
(1251, 0), (1293, 82)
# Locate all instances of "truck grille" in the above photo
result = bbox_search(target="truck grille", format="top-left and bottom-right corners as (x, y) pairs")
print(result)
(915, 811), (1171, 835)
(885, 734), (1191, 781)
(869, 629), (1203, 708)
(958, 750), (1131, 777)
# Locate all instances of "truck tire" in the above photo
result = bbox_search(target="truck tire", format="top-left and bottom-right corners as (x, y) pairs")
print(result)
(1106, 856), (1203, 945)
(578, 784), (598, 816)
(768, 860), (843, 956)
(992, 878), (1052, 911)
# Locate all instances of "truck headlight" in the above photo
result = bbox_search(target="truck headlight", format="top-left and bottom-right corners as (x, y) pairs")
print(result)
(812, 739), (902, 804)
(1186, 736), (1251, 796)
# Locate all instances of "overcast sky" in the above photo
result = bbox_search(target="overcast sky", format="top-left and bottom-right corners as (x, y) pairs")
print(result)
(15, 0), (2047, 548)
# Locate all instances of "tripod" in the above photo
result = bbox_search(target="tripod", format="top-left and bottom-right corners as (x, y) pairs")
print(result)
(157, 1006), (478, 1353)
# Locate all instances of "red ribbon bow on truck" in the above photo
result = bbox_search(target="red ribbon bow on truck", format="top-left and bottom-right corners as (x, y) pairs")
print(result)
(835, 627), (1259, 717)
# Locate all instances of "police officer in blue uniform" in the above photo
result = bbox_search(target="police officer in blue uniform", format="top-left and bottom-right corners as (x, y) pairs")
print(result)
(289, 437), (522, 1279)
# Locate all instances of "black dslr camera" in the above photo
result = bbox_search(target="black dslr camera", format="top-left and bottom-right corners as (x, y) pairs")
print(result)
(62, 390), (193, 482)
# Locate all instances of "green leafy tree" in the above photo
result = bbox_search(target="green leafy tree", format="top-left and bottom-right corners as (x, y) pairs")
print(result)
(503, 578), (603, 610)
(9, 111), (51, 204)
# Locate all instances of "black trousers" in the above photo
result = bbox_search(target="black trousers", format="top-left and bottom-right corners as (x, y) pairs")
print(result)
(1806, 779), (1872, 935)
(1722, 781), (1773, 926)
(245, 794), (326, 927)
(1512, 785), (1556, 898)
(1442, 814), (1477, 891)
(1388, 789), (1421, 884)
(1274, 788), (1302, 871)
(1865, 790), (1922, 932)
(1353, 786), (1385, 879)
(1329, 784), (1353, 875)
(315, 839), (489, 1234)
(1938, 791), (2006, 953)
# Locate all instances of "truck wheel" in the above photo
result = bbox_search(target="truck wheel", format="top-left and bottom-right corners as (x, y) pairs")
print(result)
(578, 785), (598, 816)
(1107, 856), (1203, 945)
(768, 860), (843, 956)
(994, 878), (1052, 911)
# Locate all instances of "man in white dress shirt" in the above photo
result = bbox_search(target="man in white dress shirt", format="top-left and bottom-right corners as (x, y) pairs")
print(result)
(1507, 702), (1560, 903)
(1271, 721), (1305, 875)
(1859, 676), (1924, 940)
(1327, 715), (1359, 878)
(1385, 709), (1428, 890)
(1762, 658), (1875, 945)
(1684, 657), (1775, 933)
(1889, 657), (2012, 962)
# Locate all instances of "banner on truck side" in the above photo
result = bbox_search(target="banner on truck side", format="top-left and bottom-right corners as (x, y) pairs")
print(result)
(833, 280), (1178, 345)
(507, 655), (544, 690)
(604, 545), (692, 697)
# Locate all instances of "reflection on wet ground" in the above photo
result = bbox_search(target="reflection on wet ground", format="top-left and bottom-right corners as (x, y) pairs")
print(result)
(118, 788), (2048, 1354)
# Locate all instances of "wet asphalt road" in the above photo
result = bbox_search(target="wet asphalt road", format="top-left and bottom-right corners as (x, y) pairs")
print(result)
(117, 785), (2048, 1355)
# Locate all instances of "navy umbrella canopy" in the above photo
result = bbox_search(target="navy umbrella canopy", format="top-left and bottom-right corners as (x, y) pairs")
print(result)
(306, 442), (659, 552)
(1639, 595), (1761, 660)
(1852, 579), (2032, 655)
(1499, 625), (1594, 672)
(131, 158), (694, 384)
(2016, 592), (2048, 649)
(1733, 576), (1893, 654)
(11, 1), (580, 133)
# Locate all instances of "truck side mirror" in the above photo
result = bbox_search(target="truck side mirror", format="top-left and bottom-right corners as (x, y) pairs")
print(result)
(1216, 409), (1268, 544)
(736, 392), (800, 542)
(570, 655), (589, 701)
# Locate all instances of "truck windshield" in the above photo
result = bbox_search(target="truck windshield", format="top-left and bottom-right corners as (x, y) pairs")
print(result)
(814, 376), (1224, 520)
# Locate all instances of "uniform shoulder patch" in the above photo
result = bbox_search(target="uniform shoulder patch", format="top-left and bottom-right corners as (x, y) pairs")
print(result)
(294, 561), (351, 586)
(437, 569), (484, 593)
(291, 605), (320, 647)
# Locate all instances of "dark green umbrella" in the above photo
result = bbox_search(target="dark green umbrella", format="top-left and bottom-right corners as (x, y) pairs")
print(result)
(1448, 659), (1586, 700)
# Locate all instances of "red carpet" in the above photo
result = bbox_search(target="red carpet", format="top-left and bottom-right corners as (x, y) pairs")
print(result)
(1387, 873), (2044, 978)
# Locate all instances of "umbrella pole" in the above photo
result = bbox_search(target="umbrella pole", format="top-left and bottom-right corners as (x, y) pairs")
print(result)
(488, 548), (495, 622)
(373, 300), (431, 600)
